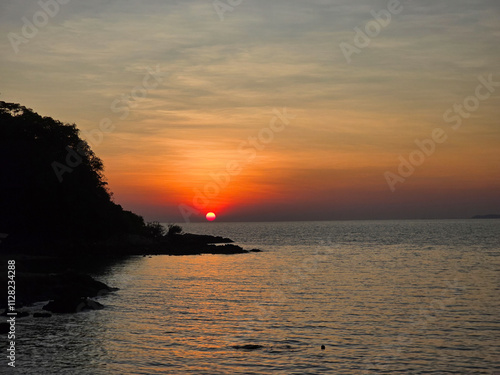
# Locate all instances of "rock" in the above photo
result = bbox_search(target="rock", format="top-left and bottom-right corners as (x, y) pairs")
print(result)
(139, 231), (263, 256)
(33, 312), (52, 318)
(43, 296), (104, 314)
(232, 344), (264, 351)
(175, 233), (234, 244)
(249, 249), (262, 252)
(56, 272), (119, 297)
(1, 271), (118, 310)
(206, 244), (248, 254)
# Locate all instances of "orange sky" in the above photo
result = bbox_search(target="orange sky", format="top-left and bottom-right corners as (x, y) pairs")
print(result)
(1, 1), (499, 221)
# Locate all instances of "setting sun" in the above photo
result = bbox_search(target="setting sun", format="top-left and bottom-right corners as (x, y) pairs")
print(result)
(1, 1), (499, 373)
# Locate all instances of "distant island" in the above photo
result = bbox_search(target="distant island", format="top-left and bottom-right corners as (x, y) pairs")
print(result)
(0, 101), (260, 318)
(472, 214), (500, 219)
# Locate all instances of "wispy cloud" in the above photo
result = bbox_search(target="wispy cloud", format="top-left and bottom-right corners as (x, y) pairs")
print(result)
(1, 0), (499, 220)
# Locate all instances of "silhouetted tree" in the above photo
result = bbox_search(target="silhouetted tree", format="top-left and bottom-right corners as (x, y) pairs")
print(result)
(144, 221), (167, 238)
(167, 224), (183, 236)
(0, 101), (147, 252)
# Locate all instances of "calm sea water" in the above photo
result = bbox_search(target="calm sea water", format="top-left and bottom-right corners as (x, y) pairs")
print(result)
(7, 220), (500, 374)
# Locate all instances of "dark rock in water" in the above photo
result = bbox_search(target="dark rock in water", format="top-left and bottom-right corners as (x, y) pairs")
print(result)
(56, 272), (119, 298)
(33, 312), (52, 318)
(232, 344), (264, 351)
(0, 322), (10, 334)
(130, 231), (262, 255)
(175, 233), (234, 244)
(163, 233), (258, 255)
(321, 345), (325, 350)
(206, 244), (249, 254)
(249, 249), (262, 253)
(1, 270), (118, 309)
(43, 296), (104, 313)
(1, 309), (29, 318)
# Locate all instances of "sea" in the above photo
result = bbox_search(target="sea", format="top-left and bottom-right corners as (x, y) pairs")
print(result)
(6, 220), (500, 374)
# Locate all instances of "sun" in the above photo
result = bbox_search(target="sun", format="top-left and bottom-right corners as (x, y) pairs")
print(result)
(206, 212), (216, 221)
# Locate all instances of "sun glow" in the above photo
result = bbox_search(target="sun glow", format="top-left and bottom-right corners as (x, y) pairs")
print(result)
(206, 212), (216, 221)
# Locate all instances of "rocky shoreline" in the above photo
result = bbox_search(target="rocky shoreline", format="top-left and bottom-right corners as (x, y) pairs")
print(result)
(0, 232), (262, 323)
(0, 270), (117, 332)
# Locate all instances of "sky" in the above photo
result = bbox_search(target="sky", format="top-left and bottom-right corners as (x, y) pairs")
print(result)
(1, 0), (499, 222)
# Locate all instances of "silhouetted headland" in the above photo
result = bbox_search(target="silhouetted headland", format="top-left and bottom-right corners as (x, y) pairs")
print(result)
(0, 101), (261, 256)
(0, 101), (261, 314)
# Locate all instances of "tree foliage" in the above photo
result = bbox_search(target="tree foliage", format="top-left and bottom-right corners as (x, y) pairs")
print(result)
(167, 224), (183, 236)
(0, 101), (147, 250)
(144, 221), (167, 238)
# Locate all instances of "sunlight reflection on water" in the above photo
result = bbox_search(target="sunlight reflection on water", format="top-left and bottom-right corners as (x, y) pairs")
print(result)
(8, 220), (500, 374)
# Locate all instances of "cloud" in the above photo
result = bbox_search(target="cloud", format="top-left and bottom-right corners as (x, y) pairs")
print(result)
(1, 0), (499, 220)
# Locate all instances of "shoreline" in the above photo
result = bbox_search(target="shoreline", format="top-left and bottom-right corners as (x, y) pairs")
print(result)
(0, 232), (262, 314)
